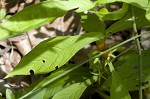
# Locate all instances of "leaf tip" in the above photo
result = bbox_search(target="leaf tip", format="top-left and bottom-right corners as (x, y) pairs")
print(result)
(3, 72), (14, 79)
(3, 75), (10, 79)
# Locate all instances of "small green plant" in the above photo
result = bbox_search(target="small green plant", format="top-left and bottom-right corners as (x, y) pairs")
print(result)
(1, 0), (150, 99)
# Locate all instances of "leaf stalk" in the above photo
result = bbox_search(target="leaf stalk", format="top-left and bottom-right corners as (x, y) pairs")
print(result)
(131, 6), (143, 99)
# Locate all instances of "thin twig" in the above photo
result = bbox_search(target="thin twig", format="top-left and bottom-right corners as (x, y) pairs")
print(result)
(26, 33), (33, 49)
(131, 6), (143, 99)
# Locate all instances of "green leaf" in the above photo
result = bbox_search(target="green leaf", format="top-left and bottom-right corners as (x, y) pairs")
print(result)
(106, 6), (150, 36)
(52, 76), (98, 99)
(105, 11), (131, 35)
(17, 88), (46, 99)
(99, 3), (129, 20)
(81, 13), (105, 32)
(5, 32), (104, 78)
(111, 71), (131, 99)
(0, 0), (94, 40)
(40, 65), (92, 99)
(114, 50), (150, 91)
(15, 65), (93, 99)
(101, 50), (150, 91)
(146, 1), (150, 21)
(6, 89), (15, 99)
(0, 9), (6, 20)
(15, 79), (44, 98)
(27, 89), (46, 99)
(69, 0), (94, 12)
(95, 0), (148, 10)
(0, 93), (2, 99)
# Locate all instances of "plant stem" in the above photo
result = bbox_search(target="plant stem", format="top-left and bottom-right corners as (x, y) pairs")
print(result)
(97, 90), (110, 99)
(131, 6), (143, 99)
(19, 33), (144, 99)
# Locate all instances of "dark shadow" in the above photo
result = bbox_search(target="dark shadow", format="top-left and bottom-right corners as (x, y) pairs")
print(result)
(62, 65), (93, 87)
(64, 11), (80, 35)
(6, 0), (24, 13)
(45, 10), (80, 36)
(34, 32), (48, 38)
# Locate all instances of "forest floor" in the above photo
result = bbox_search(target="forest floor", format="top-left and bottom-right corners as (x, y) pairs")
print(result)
(0, 0), (150, 98)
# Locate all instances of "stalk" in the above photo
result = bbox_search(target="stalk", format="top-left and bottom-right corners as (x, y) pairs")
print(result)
(131, 6), (143, 99)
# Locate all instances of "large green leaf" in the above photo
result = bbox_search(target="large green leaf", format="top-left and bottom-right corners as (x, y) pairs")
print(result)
(95, 0), (148, 10)
(52, 76), (98, 99)
(39, 65), (92, 99)
(101, 50), (150, 91)
(15, 65), (93, 99)
(81, 13), (105, 32)
(111, 71), (131, 99)
(106, 6), (150, 36)
(99, 3), (129, 20)
(5, 32), (104, 78)
(0, 0), (94, 40)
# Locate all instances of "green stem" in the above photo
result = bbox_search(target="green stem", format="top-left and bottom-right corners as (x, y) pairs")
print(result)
(131, 6), (143, 99)
(19, 33), (144, 99)
(111, 45), (136, 62)
(96, 90), (110, 99)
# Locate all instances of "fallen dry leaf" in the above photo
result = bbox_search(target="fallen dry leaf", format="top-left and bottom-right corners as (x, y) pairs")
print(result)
(9, 34), (32, 56)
